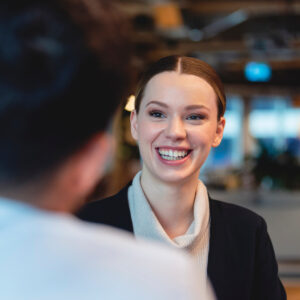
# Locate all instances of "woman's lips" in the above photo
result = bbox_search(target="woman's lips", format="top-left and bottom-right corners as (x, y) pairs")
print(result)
(155, 147), (192, 164)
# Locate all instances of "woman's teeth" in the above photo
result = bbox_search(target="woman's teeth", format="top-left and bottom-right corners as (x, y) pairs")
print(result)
(158, 149), (189, 160)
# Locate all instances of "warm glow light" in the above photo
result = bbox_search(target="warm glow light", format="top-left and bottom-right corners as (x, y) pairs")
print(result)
(153, 3), (183, 29)
(125, 95), (135, 112)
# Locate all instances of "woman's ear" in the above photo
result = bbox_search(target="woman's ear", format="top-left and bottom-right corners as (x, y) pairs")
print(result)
(130, 110), (138, 141)
(212, 117), (225, 148)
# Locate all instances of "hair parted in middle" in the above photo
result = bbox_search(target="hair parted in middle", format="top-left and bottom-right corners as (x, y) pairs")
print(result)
(134, 55), (226, 120)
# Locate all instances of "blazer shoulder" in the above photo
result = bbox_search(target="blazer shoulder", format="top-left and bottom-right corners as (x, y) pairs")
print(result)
(209, 198), (266, 230)
(76, 183), (132, 230)
(208, 198), (286, 300)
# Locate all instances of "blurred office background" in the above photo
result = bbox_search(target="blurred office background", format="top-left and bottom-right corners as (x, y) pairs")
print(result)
(95, 0), (300, 297)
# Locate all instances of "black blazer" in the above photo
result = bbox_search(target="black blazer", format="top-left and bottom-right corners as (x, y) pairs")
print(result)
(77, 184), (286, 300)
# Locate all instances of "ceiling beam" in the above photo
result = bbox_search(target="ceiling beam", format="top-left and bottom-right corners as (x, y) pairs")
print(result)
(116, 1), (300, 16)
(183, 1), (300, 15)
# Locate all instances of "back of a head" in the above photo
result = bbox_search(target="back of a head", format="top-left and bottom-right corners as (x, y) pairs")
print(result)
(0, 0), (131, 187)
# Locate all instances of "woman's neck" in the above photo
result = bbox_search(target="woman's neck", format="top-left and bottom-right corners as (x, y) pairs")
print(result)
(140, 171), (199, 239)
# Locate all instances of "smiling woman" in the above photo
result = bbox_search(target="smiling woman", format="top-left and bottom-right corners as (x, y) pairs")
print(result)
(77, 55), (286, 300)
(130, 70), (225, 186)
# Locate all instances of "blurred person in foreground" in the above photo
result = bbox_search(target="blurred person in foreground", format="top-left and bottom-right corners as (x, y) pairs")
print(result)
(77, 55), (286, 300)
(0, 1), (214, 299)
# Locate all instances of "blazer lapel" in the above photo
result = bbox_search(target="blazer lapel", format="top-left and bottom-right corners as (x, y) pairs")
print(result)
(112, 183), (134, 233)
(207, 198), (238, 300)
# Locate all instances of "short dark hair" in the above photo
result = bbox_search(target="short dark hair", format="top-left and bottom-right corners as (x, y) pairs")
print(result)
(134, 55), (226, 119)
(0, 0), (131, 186)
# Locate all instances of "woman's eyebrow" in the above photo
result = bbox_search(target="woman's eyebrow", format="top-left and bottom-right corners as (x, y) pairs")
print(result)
(185, 105), (210, 111)
(145, 101), (210, 111)
(146, 100), (168, 108)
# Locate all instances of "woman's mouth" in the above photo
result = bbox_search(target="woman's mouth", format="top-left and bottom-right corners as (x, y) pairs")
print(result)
(157, 148), (191, 161)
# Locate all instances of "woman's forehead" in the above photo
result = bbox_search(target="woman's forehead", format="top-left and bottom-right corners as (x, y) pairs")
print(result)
(145, 71), (213, 90)
(141, 71), (217, 105)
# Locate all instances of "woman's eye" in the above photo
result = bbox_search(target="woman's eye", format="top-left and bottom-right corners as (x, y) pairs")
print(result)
(186, 114), (205, 120)
(149, 111), (165, 118)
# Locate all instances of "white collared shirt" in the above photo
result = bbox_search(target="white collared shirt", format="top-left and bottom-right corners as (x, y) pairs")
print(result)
(0, 196), (212, 300)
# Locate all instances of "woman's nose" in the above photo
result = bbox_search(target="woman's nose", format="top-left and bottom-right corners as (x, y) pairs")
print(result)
(164, 117), (186, 140)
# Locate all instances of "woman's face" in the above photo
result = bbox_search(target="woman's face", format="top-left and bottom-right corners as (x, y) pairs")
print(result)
(131, 71), (225, 184)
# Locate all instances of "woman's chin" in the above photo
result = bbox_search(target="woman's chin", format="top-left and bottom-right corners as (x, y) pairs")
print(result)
(152, 170), (197, 186)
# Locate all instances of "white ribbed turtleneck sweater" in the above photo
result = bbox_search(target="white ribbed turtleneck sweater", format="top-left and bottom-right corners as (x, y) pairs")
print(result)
(128, 171), (210, 291)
